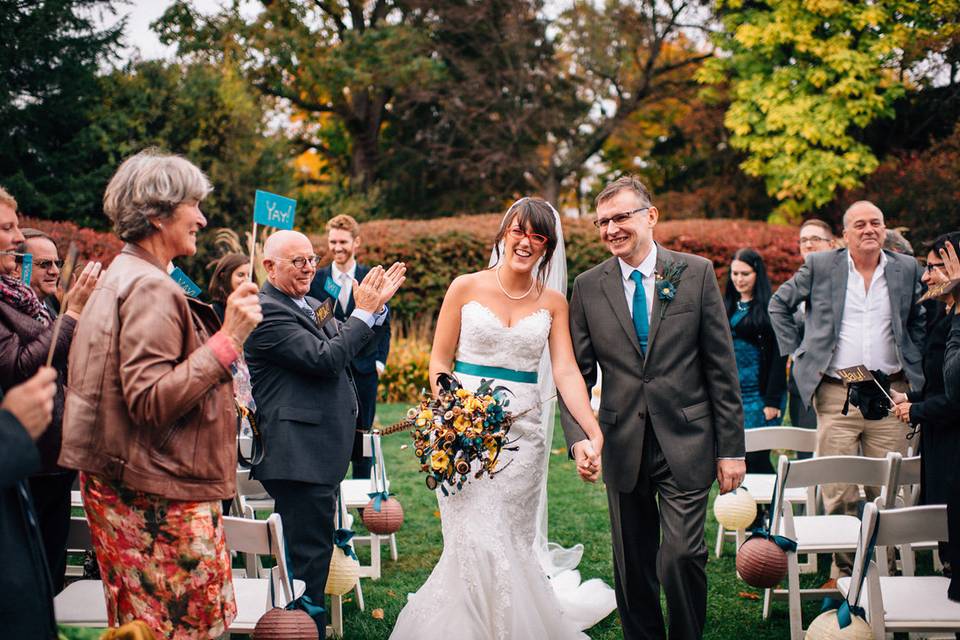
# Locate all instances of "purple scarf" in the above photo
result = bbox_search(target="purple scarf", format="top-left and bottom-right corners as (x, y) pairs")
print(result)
(0, 274), (52, 327)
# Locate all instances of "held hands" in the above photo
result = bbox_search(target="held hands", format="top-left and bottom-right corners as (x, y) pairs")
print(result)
(1, 367), (57, 440)
(353, 262), (407, 313)
(716, 458), (745, 494)
(221, 282), (263, 351)
(64, 261), (102, 319)
(572, 437), (603, 483)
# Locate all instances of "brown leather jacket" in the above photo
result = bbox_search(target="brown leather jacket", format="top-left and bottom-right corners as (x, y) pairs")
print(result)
(60, 244), (237, 501)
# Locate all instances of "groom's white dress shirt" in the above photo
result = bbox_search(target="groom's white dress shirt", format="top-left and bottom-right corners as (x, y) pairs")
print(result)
(618, 244), (657, 322)
(330, 260), (357, 312)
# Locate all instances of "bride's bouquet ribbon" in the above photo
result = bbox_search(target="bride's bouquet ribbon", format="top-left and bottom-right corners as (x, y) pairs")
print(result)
(746, 527), (798, 552)
(334, 528), (358, 561)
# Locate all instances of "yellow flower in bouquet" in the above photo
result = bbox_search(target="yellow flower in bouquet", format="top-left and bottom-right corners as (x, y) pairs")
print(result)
(454, 414), (471, 434)
(416, 409), (434, 428)
(430, 450), (449, 472)
(464, 396), (485, 413)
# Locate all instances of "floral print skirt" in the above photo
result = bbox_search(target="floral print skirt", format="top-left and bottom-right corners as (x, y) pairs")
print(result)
(80, 472), (236, 639)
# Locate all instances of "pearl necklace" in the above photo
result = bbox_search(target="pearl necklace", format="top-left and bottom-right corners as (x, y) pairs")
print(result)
(737, 300), (750, 311)
(496, 266), (536, 300)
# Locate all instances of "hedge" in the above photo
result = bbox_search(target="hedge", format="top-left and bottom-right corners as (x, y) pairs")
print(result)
(20, 217), (124, 267)
(311, 215), (801, 328)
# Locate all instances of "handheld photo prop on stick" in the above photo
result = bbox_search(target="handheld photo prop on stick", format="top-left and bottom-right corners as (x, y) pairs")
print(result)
(20, 253), (32, 285)
(248, 189), (298, 281)
(45, 243), (78, 367)
(836, 365), (895, 406)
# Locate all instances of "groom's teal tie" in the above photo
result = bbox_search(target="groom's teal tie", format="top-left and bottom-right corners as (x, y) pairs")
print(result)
(630, 270), (649, 354)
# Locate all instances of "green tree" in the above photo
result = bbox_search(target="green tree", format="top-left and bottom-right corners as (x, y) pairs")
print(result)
(0, 0), (122, 223)
(699, 0), (960, 222)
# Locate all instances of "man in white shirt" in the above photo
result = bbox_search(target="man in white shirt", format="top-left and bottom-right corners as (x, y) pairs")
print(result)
(769, 201), (926, 579)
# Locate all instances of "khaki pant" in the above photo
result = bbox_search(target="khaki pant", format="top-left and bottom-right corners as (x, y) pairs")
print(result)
(813, 378), (911, 577)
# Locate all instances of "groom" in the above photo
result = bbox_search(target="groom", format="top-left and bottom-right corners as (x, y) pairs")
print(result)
(560, 176), (745, 639)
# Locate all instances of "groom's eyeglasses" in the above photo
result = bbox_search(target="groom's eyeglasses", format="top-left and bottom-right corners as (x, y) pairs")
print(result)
(593, 208), (649, 229)
(508, 226), (548, 247)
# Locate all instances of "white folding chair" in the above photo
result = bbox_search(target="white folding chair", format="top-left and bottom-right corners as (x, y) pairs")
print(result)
(837, 502), (960, 637)
(715, 427), (817, 567)
(340, 432), (398, 580)
(63, 513), (93, 578)
(766, 452), (902, 639)
(234, 467), (275, 514)
(55, 516), (107, 628)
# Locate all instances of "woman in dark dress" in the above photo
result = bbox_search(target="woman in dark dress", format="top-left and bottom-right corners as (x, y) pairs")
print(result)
(724, 248), (787, 475)
(209, 253), (252, 322)
(892, 231), (960, 600)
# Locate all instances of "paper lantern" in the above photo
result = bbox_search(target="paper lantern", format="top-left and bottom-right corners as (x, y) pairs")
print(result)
(325, 546), (359, 596)
(736, 536), (788, 588)
(363, 496), (404, 535)
(806, 610), (874, 640)
(713, 488), (757, 530)
(253, 608), (319, 640)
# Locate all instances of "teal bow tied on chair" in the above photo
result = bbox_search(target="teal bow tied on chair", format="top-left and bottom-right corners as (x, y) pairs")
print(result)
(746, 527), (798, 553)
(630, 270), (649, 354)
(367, 490), (391, 512)
(334, 528), (358, 561)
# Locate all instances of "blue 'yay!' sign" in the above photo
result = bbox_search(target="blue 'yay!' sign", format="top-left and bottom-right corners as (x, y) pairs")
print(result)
(253, 190), (297, 230)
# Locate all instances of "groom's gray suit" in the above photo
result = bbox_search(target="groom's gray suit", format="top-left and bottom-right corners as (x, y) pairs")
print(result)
(561, 244), (744, 640)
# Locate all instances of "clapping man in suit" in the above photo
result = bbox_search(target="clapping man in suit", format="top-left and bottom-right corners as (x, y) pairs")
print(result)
(561, 176), (745, 640)
(245, 230), (405, 637)
(309, 214), (390, 479)
(769, 201), (925, 581)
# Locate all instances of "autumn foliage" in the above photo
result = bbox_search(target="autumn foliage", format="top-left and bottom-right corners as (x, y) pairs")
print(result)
(20, 217), (124, 266)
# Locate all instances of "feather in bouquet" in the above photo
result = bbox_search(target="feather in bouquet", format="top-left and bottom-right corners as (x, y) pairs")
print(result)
(381, 373), (521, 494)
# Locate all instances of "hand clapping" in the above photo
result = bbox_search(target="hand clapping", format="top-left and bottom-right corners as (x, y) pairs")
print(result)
(353, 262), (406, 313)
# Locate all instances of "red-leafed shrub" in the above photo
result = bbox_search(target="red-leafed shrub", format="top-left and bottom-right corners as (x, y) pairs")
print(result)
(20, 217), (124, 266)
(310, 215), (800, 328)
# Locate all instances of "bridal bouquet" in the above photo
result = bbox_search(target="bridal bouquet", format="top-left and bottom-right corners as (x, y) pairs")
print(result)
(382, 373), (519, 495)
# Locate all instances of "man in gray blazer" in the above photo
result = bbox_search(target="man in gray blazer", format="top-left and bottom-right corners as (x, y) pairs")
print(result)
(769, 201), (924, 579)
(561, 176), (745, 640)
(245, 230), (403, 636)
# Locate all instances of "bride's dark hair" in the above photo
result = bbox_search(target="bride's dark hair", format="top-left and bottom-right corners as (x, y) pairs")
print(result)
(491, 197), (559, 292)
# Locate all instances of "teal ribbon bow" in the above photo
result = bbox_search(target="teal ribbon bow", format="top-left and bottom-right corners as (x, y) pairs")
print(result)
(820, 598), (866, 629)
(296, 593), (326, 617)
(367, 490), (391, 512)
(747, 527), (798, 552)
(334, 528), (358, 561)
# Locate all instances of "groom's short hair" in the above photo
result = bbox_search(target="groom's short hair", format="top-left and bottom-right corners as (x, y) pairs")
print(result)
(595, 175), (653, 210)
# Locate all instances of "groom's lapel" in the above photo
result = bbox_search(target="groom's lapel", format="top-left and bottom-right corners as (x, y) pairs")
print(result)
(645, 247), (669, 356)
(600, 258), (643, 358)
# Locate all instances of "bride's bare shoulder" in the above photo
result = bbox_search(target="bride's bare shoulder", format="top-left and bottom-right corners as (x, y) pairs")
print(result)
(447, 270), (491, 296)
(539, 286), (568, 311)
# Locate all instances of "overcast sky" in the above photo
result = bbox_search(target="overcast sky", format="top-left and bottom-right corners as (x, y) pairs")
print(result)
(111, 0), (232, 60)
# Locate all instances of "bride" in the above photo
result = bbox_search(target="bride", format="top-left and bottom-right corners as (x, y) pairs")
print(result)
(389, 198), (616, 639)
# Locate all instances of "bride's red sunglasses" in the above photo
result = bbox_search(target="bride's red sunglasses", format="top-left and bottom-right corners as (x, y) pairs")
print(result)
(508, 226), (548, 247)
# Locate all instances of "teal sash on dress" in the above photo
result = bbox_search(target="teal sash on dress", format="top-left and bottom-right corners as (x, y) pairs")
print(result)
(453, 360), (538, 384)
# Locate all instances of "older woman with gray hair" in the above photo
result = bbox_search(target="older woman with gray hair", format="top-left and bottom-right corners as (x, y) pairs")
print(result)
(60, 149), (263, 638)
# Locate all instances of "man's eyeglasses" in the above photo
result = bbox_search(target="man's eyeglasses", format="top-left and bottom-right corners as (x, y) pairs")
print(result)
(799, 236), (831, 246)
(925, 261), (945, 273)
(593, 208), (649, 230)
(35, 259), (63, 270)
(508, 226), (548, 247)
(273, 255), (320, 269)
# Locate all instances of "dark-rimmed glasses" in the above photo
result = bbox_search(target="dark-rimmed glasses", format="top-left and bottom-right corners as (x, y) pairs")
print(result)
(925, 261), (945, 273)
(593, 208), (649, 229)
(508, 226), (548, 247)
(799, 236), (831, 246)
(273, 255), (320, 269)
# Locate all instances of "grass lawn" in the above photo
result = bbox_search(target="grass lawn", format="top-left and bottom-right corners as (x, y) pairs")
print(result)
(63, 402), (851, 640)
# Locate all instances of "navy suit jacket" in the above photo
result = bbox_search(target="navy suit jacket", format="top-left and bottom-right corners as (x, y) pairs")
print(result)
(244, 282), (385, 485)
(309, 263), (391, 375)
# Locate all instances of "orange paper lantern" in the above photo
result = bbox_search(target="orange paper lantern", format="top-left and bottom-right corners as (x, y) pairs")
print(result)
(736, 536), (788, 588)
(253, 608), (319, 640)
(363, 496), (404, 535)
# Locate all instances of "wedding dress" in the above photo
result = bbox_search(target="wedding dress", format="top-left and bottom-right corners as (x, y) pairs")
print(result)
(389, 301), (615, 640)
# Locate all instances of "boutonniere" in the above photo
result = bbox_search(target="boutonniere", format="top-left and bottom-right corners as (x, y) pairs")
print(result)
(655, 259), (687, 318)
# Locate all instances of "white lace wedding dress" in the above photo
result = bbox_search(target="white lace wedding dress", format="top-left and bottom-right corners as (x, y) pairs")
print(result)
(389, 301), (615, 640)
